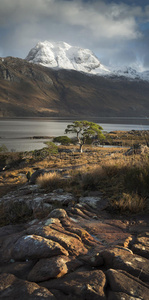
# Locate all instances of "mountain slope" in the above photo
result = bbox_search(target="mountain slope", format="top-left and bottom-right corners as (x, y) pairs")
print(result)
(0, 56), (149, 118)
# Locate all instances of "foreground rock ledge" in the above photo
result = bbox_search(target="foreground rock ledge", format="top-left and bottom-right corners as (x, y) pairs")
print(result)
(0, 186), (149, 299)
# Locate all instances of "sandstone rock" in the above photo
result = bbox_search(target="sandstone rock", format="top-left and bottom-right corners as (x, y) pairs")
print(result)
(0, 260), (35, 280)
(102, 246), (149, 282)
(108, 291), (143, 300)
(28, 256), (68, 282)
(43, 218), (61, 226)
(45, 192), (75, 206)
(27, 255), (82, 282)
(27, 225), (88, 256)
(79, 196), (108, 210)
(69, 207), (90, 219)
(131, 235), (149, 259)
(41, 268), (106, 300)
(0, 224), (25, 238)
(106, 268), (149, 300)
(0, 231), (25, 263)
(0, 273), (56, 299)
(48, 208), (68, 218)
(11, 234), (69, 261)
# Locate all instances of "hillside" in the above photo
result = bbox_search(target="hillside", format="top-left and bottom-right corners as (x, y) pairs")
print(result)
(0, 56), (149, 118)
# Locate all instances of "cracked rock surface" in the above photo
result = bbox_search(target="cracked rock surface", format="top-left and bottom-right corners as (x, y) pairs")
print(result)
(0, 183), (149, 299)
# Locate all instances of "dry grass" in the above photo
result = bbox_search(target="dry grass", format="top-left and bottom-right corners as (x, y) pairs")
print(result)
(68, 153), (149, 213)
(112, 193), (146, 213)
(1, 143), (149, 214)
(36, 172), (62, 190)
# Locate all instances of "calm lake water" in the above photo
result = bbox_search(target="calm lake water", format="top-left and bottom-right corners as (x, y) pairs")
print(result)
(0, 118), (149, 152)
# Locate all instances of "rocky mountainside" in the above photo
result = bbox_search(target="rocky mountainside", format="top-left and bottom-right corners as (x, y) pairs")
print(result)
(0, 55), (149, 118)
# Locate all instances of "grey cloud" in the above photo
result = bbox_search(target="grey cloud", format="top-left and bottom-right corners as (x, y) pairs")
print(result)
(0, 0), (148, 69)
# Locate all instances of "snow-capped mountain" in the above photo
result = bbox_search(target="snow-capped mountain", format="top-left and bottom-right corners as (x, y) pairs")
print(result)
(26, 41), (149, 81)
(25, 41), (109, 74)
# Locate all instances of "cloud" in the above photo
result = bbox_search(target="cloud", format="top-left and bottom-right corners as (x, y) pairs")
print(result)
(0, 0), (148, 68)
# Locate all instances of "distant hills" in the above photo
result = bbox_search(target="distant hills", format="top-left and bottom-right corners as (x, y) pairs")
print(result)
(0, 42), (149, 118)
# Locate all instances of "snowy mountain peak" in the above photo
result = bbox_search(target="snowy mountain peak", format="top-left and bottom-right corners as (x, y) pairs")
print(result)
(26, 41), (149, 81)
(25, 40), (101, 73)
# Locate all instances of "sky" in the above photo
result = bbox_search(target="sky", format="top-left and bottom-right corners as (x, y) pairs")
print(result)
(0, 0), (149, 70)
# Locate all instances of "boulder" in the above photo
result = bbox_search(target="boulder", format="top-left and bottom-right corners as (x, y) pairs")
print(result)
(0, 273), (56, 299)
(131, 234), (149, 259)
(108, 291), (144, 300)
(11, 234), (69, 261)
(79, 196), (108, 210)
(0, 231), (25, 263)
(27, 225), (88, 256)
(41, 268), (106, 300)
(48, 208), (68, 218)
(101, 246), (149, 282)
(27, 255), (82, 282)
(106, 268), (149, 300)
(0, 260), (35, 280)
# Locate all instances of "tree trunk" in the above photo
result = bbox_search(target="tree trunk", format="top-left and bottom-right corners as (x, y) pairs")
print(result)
(79, 144), (83, 153)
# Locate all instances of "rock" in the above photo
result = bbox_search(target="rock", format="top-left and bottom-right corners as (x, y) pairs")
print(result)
(48, 208), (68, 218)
(106, 268), (149, 300)
(0, 273), (56, 299)
(29, 169), (46, 184)
(26, 225), (88, 256)
(0, 260), (35, 280)
(131, 234), (149, 259)
(43, 218), (61, 226)
(0, 224), (25, 238)
(28, 256), (69, 282)
(0, 231), (25, 263)
(41, 268), (106, 300)
(46, 192), (75, 206)
(79, 196), (108, 210)
(108, 291), (144, 300)
(27, 255), (82, 282)
(101, 246), (149, 282)
(125, 144), (149, 156)
(11, 234), (69, 261)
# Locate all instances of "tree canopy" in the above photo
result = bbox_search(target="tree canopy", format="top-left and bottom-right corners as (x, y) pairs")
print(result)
(65, 120), (105, 152)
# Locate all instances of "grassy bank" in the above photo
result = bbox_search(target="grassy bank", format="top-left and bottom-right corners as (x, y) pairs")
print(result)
(0, 138), (149, 217)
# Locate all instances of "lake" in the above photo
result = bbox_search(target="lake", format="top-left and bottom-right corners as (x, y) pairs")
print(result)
(0, 118), (149, 152)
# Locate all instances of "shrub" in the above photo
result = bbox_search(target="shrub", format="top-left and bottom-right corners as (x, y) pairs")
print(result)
(69, 155), (149, 213)
(112, 193), (146, 213)
(0, 144), (8, 153)
(0, 201), (33, 226)
(37, 172), (62, 190)
(45, 142), (58, 154)
(53, 136), (72, 145)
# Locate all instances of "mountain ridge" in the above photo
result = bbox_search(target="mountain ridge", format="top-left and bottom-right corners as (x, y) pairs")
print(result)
(26, 41), (149, 81)
(0, 55), (149, 118)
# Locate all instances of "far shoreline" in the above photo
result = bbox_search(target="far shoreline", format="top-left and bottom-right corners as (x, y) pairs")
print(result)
(0, 116), (149, 125)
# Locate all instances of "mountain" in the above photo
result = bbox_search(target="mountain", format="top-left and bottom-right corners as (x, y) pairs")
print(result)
(26, 41), (149, 81)
(26, 41), (109, 75)
(0, 55), (149, 118)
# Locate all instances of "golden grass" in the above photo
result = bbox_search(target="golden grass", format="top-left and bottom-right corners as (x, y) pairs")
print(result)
(112, 193), (146, 213)
(36, 172), (62, 190)
(1, 144), (149, 214)
(68, 153), (149, 213)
